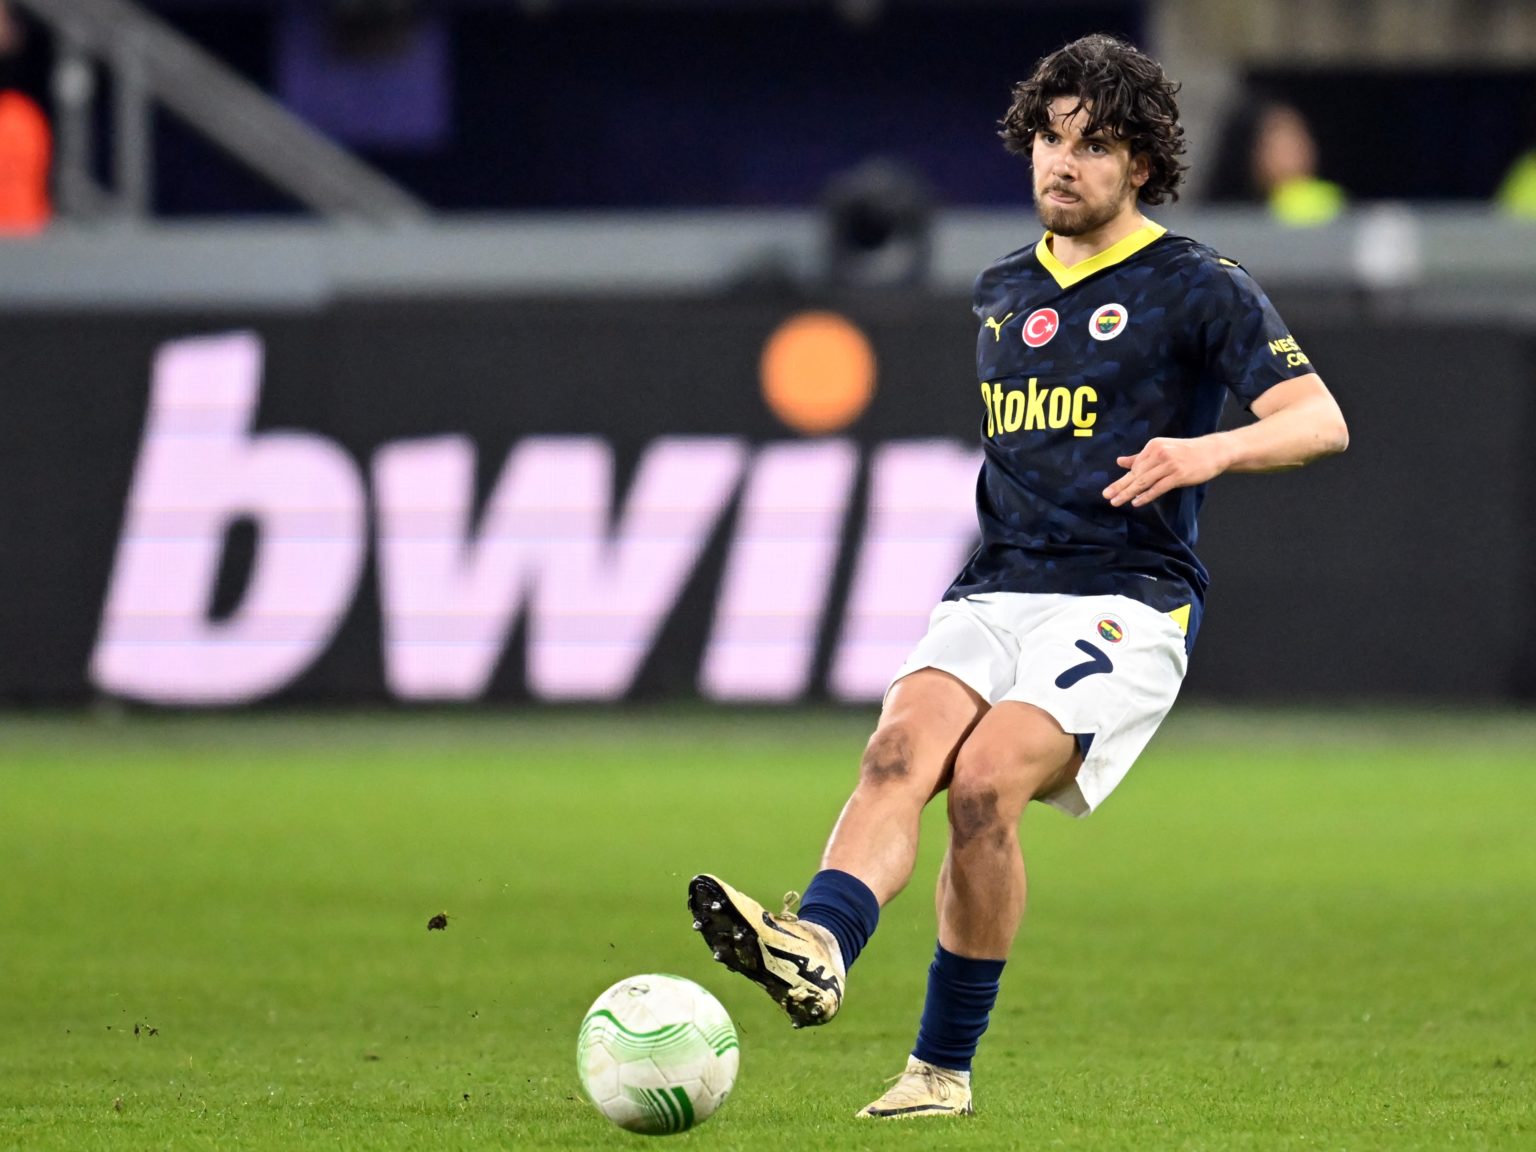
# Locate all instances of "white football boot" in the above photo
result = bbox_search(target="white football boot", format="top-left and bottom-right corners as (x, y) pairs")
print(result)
(687, 874), (845, 1027)
(856, 1055), (974, 1118)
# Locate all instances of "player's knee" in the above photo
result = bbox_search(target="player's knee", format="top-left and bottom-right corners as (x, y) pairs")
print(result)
(950, 731), (1063, 826)
(858, 723), (916, 788)
(948, 742), (1025, 846)
(947, 775), (1011, 852)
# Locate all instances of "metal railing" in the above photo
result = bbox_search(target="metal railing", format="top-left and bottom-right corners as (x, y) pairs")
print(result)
(16, 0), (427, 223)
(3, 207), (1535, 317)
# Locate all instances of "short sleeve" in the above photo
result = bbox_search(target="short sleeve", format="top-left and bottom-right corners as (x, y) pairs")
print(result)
(1198, 259), (1316, 408)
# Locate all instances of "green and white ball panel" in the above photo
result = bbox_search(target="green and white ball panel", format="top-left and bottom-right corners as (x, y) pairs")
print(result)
(577, 974), (739, 1135)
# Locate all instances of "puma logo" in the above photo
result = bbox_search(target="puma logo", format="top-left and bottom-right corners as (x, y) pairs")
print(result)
(764, 942), (842, 993)
(760, 911), (801, 938)
(983, 313), (1015, 341)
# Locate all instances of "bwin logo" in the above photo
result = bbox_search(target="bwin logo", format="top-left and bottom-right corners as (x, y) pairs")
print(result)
(91, 332), (983, 707)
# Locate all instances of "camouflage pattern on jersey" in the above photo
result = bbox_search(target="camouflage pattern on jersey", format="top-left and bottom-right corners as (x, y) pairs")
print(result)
(947, 223), (1315, 647)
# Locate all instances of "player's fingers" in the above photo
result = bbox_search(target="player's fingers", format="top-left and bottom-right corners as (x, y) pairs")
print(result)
(1131, 473), (1181, 506)
(1106, 447), (1178, 501)
(1102, 474), (1135, 501)
(1103, 452), (1154, 500)
(1106, 477), (1143, 506)
(1113, 463), (1172, 506)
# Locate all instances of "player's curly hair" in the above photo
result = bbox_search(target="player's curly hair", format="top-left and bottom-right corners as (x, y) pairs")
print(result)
(999, 34), (1187, 205)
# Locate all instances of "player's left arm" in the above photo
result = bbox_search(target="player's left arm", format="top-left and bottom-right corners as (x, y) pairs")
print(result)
(1103, 373), (1348, 508)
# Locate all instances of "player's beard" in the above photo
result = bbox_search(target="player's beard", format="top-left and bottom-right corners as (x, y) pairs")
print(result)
(1035, 172), (1135, 237)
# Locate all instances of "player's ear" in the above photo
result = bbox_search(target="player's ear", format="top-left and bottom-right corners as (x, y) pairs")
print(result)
(1129, 151), (1151, 190)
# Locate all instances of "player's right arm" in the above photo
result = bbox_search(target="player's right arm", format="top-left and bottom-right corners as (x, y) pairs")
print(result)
(1102, 372), (1347, 507)
(1104, 251), (1348, 508)
(1216, 371), (1348, 471)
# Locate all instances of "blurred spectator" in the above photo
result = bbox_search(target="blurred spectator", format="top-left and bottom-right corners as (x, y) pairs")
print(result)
(0, 89), (51, 233)
(0, 3), (50, 235)
(277, 0), (449, 150)
(0, 0), (19, 56)
(1495, 151), (1536, 217)
(823, 159), (933, 289)
(1207, 96), (1347, 226)
(1494, 105), (1536, 219)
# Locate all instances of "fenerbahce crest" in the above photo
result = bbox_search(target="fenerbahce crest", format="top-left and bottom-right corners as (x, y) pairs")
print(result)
(1089, 304), (1128, 342)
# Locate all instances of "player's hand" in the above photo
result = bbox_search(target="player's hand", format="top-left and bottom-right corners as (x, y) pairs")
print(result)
(1103, 436), (1228, 508)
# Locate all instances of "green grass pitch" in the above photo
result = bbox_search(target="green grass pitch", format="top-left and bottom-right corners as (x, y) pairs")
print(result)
(2, 707), (1533, 1150)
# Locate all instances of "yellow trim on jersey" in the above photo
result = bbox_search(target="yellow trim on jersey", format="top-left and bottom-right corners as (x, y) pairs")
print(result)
(1167, 603), (1191, 635)
(1035, 221), (1167, 289)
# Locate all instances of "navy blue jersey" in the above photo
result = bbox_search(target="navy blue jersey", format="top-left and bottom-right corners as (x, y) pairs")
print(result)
(945, 222), (1316, 642)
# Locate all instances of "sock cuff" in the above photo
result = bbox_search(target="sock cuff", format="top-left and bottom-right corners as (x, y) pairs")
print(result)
(804, 868), (879, 919)
(796, 868), (880, 971)
(933, 942), (1006, 984)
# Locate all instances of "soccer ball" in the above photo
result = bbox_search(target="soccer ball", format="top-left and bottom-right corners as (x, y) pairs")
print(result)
(577, 973), (739, 1135)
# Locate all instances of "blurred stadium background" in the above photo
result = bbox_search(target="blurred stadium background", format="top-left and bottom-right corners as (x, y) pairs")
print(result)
(2, 2), (1535, 1148)
(1, 0), (1535, 707)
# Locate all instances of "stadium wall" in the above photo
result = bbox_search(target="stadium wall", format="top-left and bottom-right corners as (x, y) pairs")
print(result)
(3, 296), (1531, 706)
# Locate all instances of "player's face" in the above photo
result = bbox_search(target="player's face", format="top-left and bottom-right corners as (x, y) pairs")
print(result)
(1031, 97), (1150, 237)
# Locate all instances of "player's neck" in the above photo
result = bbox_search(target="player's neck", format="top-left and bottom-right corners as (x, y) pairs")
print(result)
(1046, 207), (1150, 268)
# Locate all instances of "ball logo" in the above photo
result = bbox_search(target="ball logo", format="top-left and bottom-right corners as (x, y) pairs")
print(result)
(1089, 304), (1128, 342)
(1095, 616), (1125, 644)
(1021, 308), (1059, 348)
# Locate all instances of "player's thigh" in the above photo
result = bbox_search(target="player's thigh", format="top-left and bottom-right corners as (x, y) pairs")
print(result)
(861, 668), (988, 800)
(949, 700), (1081, 829)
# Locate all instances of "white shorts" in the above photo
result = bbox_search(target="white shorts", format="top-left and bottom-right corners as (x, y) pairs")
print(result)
(888, 592), (1189, 817)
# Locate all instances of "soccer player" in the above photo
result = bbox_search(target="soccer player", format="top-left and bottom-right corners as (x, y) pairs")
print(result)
(688, 33), (1348, 1118)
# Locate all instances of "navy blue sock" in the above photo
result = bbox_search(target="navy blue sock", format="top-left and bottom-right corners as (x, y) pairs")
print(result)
(912, 943), (1006, 1072)
(795, 869), (880, 970)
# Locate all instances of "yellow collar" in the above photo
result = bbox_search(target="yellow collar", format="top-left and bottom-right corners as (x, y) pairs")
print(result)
(1035, 220), (1166, 289)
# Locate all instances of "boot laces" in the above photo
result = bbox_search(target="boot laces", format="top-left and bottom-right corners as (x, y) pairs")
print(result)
(779, 890), (801, 922)
(882, 1061), (961, 1105)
